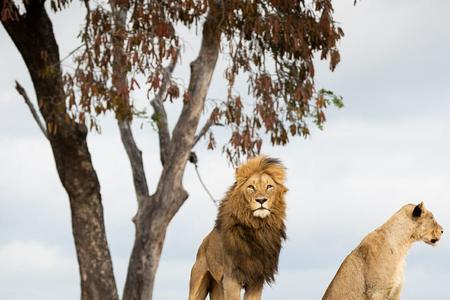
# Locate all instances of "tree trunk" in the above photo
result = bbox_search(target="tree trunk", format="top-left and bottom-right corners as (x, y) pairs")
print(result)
(2, 3), (119, 300)
(122, 186), (189, 300)
(122, 194), (178, 300)
(122, 1), (223, 298)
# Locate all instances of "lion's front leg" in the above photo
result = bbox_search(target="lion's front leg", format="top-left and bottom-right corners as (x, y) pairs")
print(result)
(188, 256), (210, 300)
(243, 284), (263, 300)
(223, 275), (241, 300)
(210, 279), (224, 300)
(390, 283), (402, 300)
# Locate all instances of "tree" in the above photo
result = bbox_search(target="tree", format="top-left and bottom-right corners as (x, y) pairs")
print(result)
(2, 1), (119, 299)
(1, 0), (344, 299)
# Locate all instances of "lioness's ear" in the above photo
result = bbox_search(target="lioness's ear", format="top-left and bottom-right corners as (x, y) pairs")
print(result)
(413, 202), (424, 218)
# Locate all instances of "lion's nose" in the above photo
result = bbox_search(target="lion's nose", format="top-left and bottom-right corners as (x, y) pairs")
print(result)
(256, 198), (267, 205)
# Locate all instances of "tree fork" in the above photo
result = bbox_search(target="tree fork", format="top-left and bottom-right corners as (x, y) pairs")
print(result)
(122, 1), (223, 299)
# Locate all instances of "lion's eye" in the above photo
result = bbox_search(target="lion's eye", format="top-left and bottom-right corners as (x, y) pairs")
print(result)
(248, 185), (256, 191)
(267, 185), (273, 190)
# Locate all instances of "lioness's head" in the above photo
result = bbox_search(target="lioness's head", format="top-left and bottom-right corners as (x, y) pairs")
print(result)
(411, 202), (443, 245)
(235, 156), (287, 219)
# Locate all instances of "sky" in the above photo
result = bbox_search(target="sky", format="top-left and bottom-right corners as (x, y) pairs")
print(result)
(1, 1), (450, 299)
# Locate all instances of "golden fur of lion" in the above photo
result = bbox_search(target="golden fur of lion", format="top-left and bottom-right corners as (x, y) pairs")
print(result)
(188, 156), (288, 300)
(323, 202), (443, 300)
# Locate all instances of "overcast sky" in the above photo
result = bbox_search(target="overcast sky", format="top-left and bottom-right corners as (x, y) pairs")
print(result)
(1, 1), (450, 299)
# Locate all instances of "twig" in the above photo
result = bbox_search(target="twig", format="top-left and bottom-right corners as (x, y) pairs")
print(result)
(193, 118), (222, 147)
(59, 44), (84, 65)
(195, 165), (218, 207)
(15, 81), (49, 140)
(189, 152), (218, 207)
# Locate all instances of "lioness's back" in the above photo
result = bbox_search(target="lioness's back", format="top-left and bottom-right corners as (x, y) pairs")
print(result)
(322, 249), (366, 300)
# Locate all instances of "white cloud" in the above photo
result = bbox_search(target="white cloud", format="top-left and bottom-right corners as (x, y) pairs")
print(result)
(0, 241), (73, 273)
(0, 241), (79, 300)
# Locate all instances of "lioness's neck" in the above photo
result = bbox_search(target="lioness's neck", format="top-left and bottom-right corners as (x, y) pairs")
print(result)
(377, 210), (416, 254)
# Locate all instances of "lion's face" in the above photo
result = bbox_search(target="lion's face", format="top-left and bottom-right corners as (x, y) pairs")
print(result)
(242, 172), (279, 219)
(412, 203), (443, 245)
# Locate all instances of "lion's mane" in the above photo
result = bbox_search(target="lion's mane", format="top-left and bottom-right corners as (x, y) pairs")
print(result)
(215, 156), (287, 287)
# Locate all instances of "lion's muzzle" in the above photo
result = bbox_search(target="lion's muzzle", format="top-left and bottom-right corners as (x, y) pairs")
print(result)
(253, 208), (270, 218)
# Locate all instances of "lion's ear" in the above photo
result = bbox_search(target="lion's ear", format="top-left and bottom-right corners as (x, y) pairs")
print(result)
(413, 202), (424, 218)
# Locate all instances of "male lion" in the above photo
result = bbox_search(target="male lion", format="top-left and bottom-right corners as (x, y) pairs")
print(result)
(323, 202), (443, 300)
(188, 156), (288, 300)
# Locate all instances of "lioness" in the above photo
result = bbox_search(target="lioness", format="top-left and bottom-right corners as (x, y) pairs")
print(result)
(323, 202), (443, 300)
(188, 156), (288, 300)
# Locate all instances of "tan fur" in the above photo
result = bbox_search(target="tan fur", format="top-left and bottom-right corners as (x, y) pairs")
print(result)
(188, 156), (288, 300)
(323, 202), (443, 300)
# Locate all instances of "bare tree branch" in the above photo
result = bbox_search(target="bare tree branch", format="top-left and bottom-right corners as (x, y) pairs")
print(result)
(15, 80), (49, 140)
(150, 51), (179, 166)
(109, 1), (150, 208)
(118, 120), (150, 206)
(157, 0), (224, 211)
